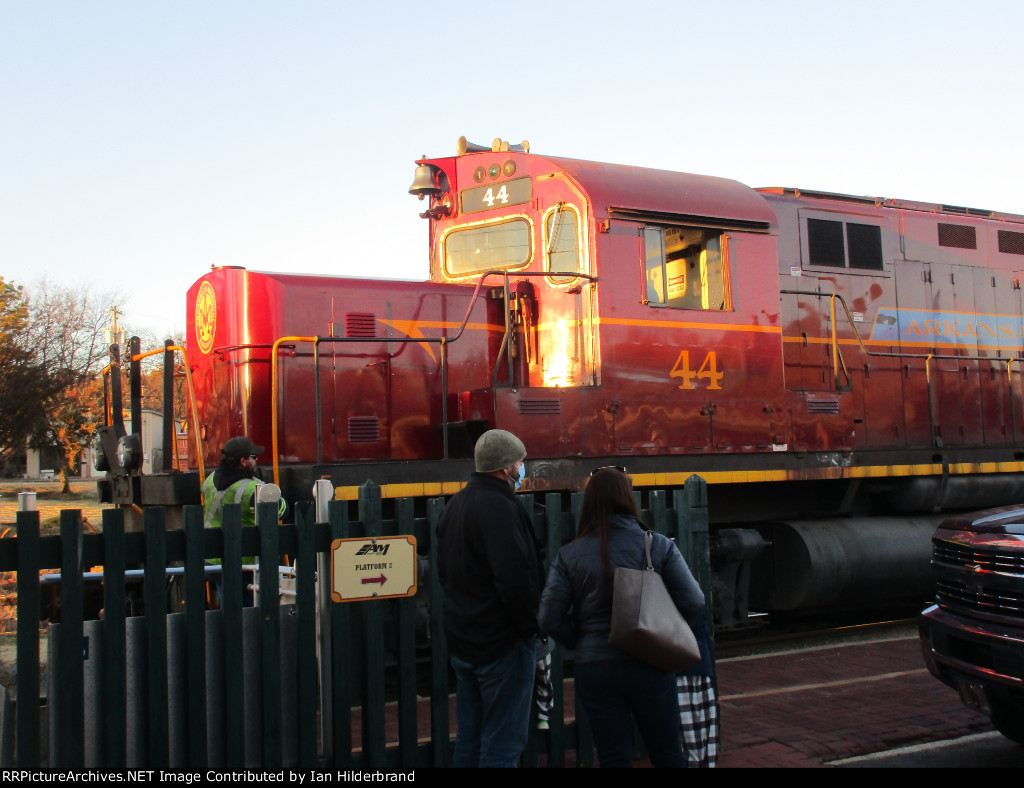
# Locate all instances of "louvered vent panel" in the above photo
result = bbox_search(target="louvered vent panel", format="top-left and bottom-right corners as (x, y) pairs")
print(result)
(346, 313), (377, 338)
(807, 399), (840, 415)
(998, 230), (1024, 256)
(519, 399), (561, 415)
(348, 416), (380, 443)
(937, 223), (977, 250)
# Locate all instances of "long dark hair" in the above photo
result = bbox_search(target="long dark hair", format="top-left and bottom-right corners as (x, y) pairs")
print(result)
(576, 467), (640, 583)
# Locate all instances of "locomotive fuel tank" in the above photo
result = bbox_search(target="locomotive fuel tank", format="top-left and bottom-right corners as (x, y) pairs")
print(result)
(747, 516), (948, 614)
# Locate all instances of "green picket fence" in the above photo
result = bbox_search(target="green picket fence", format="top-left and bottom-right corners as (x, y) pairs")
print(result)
(0, 475), (712, 768)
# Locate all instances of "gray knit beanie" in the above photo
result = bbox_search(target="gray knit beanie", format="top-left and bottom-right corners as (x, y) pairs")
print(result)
(474, 429), (527, 473)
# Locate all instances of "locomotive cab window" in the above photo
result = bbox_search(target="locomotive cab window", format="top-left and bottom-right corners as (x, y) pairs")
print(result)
(443, 218), (532, 277)
(544, 203), (581, 283)
(643, 226), (730, 311)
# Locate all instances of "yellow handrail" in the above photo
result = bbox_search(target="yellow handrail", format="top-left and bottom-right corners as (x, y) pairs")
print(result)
(270, 336), (319, 487)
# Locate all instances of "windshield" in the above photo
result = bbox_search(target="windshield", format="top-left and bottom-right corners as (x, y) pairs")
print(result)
(444, 218), (532, 276)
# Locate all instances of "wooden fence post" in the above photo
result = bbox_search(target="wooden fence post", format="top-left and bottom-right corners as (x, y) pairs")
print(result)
(101, 508), (127, 768)
(257, 499), (282, 768)
(54, 510), (85, 768)
(143, 507), (168, 768)
(426, 495), (450, 768)
(15, 509), (40, 767)
(295, 502), (318, 769)
(357, 481), (385, 768)
(393, 497), (418, 770)
(183, 505), (207, 767)
(220, 504), (245, 768)
(328, 497), (353, 769)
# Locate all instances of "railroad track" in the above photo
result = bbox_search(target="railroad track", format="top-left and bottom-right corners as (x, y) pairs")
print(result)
(715, 614), (920, 659)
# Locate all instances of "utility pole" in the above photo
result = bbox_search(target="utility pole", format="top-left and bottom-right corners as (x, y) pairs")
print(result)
(104, 306), (125, 347)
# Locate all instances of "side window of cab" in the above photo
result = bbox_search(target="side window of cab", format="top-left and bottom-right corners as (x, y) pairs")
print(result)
(643, 226), (731, 311)
(544, 202), (581, 283)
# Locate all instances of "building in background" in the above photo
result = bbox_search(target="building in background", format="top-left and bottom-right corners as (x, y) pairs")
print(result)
(21, 410), (171, 480)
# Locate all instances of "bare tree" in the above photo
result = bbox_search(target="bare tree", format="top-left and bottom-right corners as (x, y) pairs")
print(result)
(26, 279), (128, 493)
(28, 278), (123, 378)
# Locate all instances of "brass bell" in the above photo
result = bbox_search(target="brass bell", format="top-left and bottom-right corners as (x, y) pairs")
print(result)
(408, 161), (440, 200)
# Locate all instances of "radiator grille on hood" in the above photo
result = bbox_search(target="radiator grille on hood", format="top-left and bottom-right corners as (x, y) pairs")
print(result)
(348, 416), (380, 443)
(345, 313), (377, 337)
(519, 399), (561, 415)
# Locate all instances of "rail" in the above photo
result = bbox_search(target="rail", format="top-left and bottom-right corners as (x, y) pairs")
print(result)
(781, 289), (1024, 447)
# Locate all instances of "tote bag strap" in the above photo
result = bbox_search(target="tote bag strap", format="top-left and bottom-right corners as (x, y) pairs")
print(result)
(643, 529), (655, 571)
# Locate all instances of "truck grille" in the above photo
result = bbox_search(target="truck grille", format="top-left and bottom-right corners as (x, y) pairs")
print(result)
(935, 579), (1024, 618)
(933, 542), (1024, 574)
(934, 539), (1024, 619)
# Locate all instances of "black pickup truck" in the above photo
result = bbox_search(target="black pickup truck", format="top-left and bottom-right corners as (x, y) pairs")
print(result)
(920, 506), (1024, 744)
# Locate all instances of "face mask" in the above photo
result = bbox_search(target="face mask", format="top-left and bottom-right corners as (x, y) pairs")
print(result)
(512, 462), (526, 491)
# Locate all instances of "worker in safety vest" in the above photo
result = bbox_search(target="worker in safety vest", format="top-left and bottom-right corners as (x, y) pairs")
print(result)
(201, 436), (287, 531)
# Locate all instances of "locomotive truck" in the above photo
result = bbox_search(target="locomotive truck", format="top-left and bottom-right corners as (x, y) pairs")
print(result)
(99, 137), (1024, 628)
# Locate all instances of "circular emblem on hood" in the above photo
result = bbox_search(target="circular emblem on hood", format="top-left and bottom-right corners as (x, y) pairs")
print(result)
(194, 281), (217, 355)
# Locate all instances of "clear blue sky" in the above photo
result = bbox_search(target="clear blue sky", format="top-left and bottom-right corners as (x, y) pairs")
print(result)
(3, 1), (1022, 341)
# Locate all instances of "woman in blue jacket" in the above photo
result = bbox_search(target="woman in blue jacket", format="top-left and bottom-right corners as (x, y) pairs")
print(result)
(538, 467), (705, 767)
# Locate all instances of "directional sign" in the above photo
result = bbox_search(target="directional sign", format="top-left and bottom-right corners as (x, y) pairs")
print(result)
(330, 535), (418, 603)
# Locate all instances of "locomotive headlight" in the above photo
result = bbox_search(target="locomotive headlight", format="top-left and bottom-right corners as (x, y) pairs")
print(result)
(116, 434), (142, 471)
(92, 433), (109, 472)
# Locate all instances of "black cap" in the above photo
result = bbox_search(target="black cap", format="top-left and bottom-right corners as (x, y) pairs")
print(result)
(222, 436), (265, 459)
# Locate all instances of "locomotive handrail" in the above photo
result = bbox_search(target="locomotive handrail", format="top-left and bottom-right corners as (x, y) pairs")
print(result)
(130, 344), (206, 487)
(782, 288), (1023, 447)
(266, 270), (598, 486)
(782, 288), (1023, 368)
(268, 334), (450, 487)
(472, 270), (598, 389)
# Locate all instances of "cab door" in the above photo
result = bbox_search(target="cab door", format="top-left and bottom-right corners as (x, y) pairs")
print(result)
(521, 202), (598, 389)
(494, 201), (602, 458)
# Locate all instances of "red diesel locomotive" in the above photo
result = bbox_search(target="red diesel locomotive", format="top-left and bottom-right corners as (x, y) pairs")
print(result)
(177, 136), (1024, 626)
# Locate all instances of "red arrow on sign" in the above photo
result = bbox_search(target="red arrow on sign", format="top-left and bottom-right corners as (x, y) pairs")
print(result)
(361, 574), (387, 586)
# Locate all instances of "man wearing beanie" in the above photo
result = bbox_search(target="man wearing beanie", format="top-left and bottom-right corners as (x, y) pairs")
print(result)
(437, 429), (541, 767)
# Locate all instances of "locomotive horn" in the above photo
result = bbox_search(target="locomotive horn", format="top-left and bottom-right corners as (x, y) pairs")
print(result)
(408, 161), (440, 200)
(457, 136), (531, 155)
(457, 136), (492, 155)
(496, 138), (531, 154)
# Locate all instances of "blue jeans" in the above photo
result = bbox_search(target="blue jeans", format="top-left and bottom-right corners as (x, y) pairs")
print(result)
(575, 659), (686, 768)
(450, 637), (535, 767)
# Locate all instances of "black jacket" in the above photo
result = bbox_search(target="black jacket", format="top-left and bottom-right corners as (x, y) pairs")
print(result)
(437, 473), (541, 664)
(538, 515), (705, 664)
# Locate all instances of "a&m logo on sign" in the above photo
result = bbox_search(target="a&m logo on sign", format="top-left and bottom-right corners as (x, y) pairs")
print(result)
(194, 281), (217, 355)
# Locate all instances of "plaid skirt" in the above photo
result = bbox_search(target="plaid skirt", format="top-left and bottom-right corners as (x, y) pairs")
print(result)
(676, 675), (720, 768)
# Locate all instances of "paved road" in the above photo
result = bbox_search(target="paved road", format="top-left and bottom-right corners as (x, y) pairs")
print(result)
(831, 731), (1024, 768)
(715, 622), (996, 767)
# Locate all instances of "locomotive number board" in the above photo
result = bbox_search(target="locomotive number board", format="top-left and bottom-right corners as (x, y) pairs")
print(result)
(461, 177), (532, 214)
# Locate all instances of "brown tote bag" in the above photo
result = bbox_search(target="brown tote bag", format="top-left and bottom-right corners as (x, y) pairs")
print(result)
(609, 530), (701, 672)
